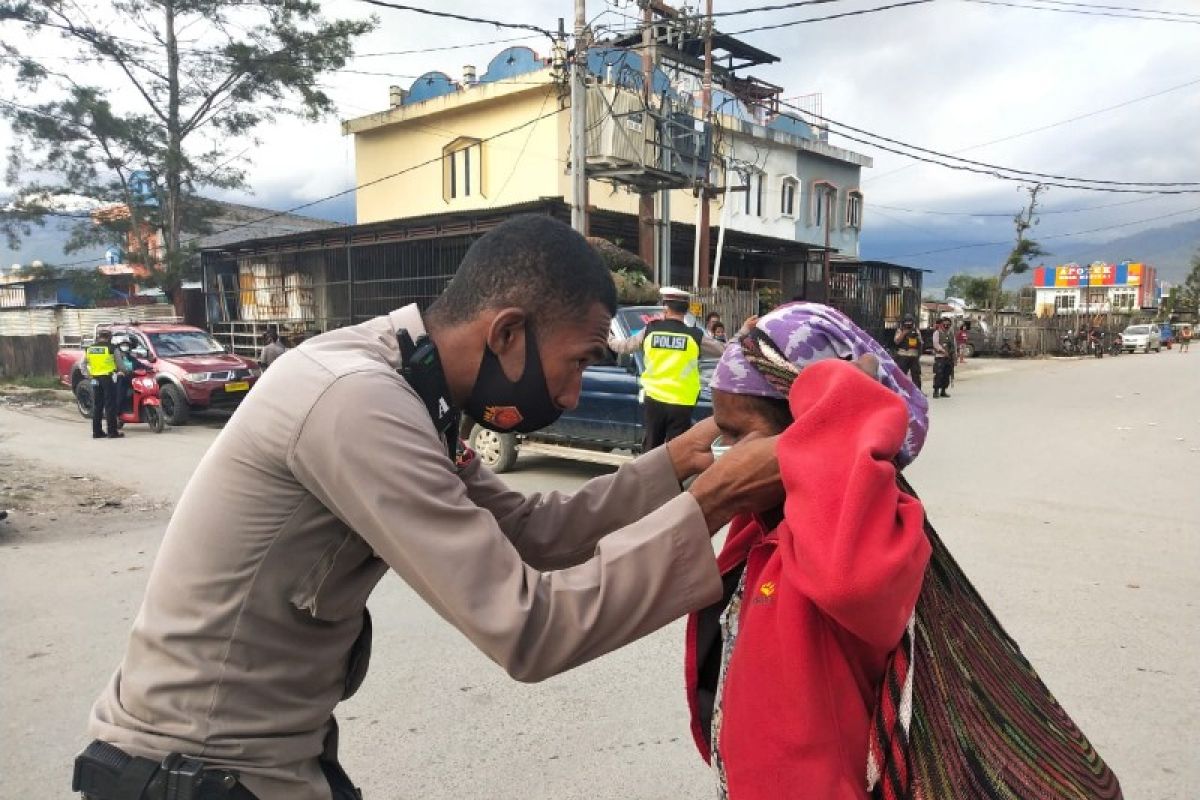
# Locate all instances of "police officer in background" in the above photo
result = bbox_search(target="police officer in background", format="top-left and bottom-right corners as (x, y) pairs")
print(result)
(84, 329), (122, 439)
(931, 317), (954, 398)
(75, 215), (783, 800)
(608, 288), (744, 452)
(892, 316), (923, 392)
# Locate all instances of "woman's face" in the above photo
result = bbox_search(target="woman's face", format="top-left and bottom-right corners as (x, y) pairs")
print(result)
(712, 389), (790, 445)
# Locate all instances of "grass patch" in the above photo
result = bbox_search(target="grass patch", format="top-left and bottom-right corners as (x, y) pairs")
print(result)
(2, 374), (62, 390)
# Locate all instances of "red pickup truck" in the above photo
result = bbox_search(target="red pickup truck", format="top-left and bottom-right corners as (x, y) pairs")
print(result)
(57, 322), (261, 425)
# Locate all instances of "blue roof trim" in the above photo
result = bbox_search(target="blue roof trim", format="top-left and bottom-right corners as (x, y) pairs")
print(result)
(405, 71), (457, 105)
(767, 113), (814, 140)
(710, 89), (750, 121)
(480, 46), (543, 83)
(586, 46), (672, 98)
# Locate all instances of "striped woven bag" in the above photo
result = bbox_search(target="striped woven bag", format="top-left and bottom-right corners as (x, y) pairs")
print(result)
(867, 475), (1123, 800)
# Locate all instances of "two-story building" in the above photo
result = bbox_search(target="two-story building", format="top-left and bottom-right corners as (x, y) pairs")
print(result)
(1032, 262), (1160, 316)
(343, 34), (873, 300)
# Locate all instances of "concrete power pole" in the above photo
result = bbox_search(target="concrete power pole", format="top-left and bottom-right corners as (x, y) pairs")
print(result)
(697, 0), (713, 288)
(638, 2), (657, 275)
(570, 0), (588, 234)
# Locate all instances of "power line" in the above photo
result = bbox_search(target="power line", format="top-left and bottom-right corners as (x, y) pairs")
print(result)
(875, 204), (1200, 260)
(1025, 0), (1200, 19)
(872, 196), (1160, 217)
(24, 106), (568, 269)
(864, 75), (1200, 184)
(350, 0), (555, 40)
(961, 0), (1200, 23)
(727, 0), (936, 35)
(776, 99), (1200, 190)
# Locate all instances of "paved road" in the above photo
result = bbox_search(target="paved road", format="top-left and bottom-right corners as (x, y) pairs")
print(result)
(1, 351), (1197, 799)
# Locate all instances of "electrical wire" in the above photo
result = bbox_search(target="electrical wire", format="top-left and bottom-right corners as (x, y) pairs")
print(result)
(961, 0), (1200, 23)
(864, 76), (1200, 185)
(872, 195), (1160, 217)
(1021, 0), (1200, 19)
(776, 98), (1200, 189)
(874, 204), (1200, 260)
(725, 0), (936, 35)
(350, 0), (555, 40)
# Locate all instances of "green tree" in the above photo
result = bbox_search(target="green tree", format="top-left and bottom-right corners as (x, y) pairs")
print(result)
(1175, 248), (1200, 315)
(945, 274), (998, 308)
(993, 184), (1047, 319)
(1, 0), (374, 296)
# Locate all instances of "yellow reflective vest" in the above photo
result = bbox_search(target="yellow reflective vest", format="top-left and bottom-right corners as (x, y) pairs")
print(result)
(640, 319), (703, 405)
(85, 344), (117, 377)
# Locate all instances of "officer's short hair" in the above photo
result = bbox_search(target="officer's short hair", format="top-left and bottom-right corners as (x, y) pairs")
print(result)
(664, 300), (690, 314)
(428, 214), (616, 330)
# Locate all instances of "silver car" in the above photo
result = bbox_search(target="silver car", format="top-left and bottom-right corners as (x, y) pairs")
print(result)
(1121, 324), (1162, 353)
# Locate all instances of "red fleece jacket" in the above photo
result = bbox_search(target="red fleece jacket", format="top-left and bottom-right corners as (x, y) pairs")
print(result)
(685, 359), (931, 799)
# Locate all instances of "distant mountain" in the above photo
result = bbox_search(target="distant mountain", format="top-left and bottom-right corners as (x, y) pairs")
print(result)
(0, 215), (109, 271)
(1064, 218), (1199, 285)
(862, 216), (1200, 293)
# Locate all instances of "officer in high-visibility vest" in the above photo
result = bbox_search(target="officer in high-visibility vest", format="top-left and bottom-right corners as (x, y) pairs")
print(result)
(610, 288), (747, 452)
(85, 329), (122, 439)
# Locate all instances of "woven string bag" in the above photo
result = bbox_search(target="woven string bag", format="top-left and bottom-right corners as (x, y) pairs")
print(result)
(867, 475), (1123, 800)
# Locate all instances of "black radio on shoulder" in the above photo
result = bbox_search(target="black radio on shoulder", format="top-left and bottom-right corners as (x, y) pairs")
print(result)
(397, 329), (461, 461)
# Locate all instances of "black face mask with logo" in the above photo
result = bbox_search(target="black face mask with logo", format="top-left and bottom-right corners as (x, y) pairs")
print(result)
(464, 323), (563, 434)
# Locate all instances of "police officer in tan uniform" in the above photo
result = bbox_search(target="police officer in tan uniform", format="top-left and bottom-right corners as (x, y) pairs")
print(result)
(76, 215), (783, 800)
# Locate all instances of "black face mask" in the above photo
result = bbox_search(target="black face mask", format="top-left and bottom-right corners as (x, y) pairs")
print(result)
(464, 323), (562, 433)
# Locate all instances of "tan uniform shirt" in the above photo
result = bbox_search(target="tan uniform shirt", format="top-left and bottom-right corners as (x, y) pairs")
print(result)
(88, 306), (722, 800)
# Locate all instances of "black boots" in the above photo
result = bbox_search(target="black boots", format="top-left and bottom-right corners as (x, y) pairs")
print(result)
(933, 389), (951, 398)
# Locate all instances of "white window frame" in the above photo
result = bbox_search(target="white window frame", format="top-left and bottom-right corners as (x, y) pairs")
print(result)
(845, 189), (864, 229)
(811, 180), (838, 228)
(780, 175), (800, 218)
(1053, 291), (1077, 314)
(442, 137), (483, 202)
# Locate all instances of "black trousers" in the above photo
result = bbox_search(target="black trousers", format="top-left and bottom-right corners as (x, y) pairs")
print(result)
(642, 396), (694, 452)
(933, 357), (953, 391)
(92, 377), (118, 437)
(894, 353), (922, 391)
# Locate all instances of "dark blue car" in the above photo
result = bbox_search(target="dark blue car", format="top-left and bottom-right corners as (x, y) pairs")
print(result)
(467, 306), (715, 472)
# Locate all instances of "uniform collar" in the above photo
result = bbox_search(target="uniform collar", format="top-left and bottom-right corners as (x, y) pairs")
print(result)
(387, 304), (427, 341)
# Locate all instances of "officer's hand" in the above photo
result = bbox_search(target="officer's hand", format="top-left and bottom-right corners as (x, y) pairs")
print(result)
(687, 433), (784, 535)
(665, 417), (719, 482)
(853, 353), (880, 380)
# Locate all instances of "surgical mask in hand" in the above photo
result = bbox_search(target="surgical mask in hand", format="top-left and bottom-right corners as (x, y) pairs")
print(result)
(710, 435), (731, 461)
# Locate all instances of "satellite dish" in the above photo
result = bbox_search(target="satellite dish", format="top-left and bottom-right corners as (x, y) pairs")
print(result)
(31, 259), (44, 269)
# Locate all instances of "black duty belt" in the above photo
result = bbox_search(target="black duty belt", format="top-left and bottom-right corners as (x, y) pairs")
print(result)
(73, 740), (256, 800)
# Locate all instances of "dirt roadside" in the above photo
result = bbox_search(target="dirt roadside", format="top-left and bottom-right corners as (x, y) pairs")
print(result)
(0, 383), (174, 545)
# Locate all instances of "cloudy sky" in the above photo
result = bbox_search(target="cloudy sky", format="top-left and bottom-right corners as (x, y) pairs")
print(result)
(2, 0), (1198, 279)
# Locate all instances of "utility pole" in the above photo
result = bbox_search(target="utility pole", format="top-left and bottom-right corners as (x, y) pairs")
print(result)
(697, 0), (713, 288)
(823, 186), (833, 302)
(570, 0), (588, 234)
(638, 1), (657, 274)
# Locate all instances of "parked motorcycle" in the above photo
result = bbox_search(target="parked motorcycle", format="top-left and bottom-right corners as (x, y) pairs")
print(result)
(75, 370), (166, 433)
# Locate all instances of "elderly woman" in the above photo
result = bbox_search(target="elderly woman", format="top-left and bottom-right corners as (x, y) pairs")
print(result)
(685, 303), (930, 800)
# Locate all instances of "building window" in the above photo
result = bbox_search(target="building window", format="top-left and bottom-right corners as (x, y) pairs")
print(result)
(738, 171), (764, 217)
(1054, 292), (1076, 313)
(811, 180), (836, 228)
(846, 190), (864, 229)
(442, 137), (483, 201)
(1111, 290), (1136, 310)
(781, 176), (799, 217)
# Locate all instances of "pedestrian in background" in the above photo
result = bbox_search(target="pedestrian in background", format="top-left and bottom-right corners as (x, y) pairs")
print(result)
(1179, 325), (1191, 353)
(892, 316), (923, 392)
(956, 321), (970, 364)
(258, 328), (288, 369)
(705, 311), (723, 337)
(931, 318), (953, 399)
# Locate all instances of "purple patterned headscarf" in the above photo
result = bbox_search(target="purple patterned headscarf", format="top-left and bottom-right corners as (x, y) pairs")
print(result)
(711, 302), (929, 465)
